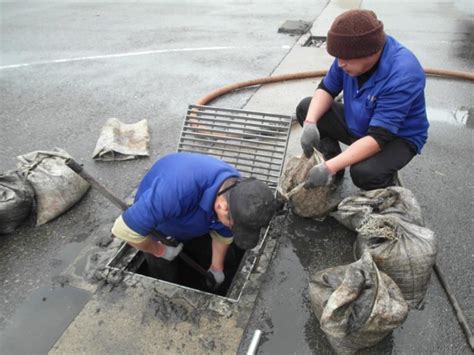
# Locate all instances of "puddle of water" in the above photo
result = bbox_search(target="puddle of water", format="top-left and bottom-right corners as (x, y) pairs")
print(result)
(0, 285), (91, 355)
(427, 107), (471, 127)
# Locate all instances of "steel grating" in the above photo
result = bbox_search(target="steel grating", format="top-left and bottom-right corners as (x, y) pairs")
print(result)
(177, 105), (293, 189)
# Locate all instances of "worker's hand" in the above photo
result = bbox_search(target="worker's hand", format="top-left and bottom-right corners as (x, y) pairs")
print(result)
(304, 163), (334, 188)
(159, 242), (183, 261)
(300, 121), (320, 158)
(207, 267), (225, 287)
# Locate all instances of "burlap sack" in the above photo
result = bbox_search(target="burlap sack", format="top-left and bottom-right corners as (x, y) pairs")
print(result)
(17, 148), (90, 225)
(355, 215), (437, 307)
(278, 150), (333, 219)
(92, 118), (150, 161)
(331, 186), (424, 231)
(309, 252), (408, 354)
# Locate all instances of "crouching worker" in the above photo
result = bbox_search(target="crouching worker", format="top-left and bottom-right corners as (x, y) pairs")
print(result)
(111, 152), (276, 290)
(298, 9), (429, 190)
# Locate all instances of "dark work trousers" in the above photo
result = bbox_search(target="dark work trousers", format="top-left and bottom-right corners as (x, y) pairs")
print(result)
(296, 96), (417, 190)
(144, 234), (244, 294)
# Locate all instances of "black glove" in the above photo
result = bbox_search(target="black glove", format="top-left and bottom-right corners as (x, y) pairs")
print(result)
(300, 122), (320, 158)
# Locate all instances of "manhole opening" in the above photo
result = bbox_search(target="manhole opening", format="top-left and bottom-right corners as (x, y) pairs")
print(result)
(106, 232), (256, 301)
(303, 35), (327, 47)
(133, 236), (245, 296)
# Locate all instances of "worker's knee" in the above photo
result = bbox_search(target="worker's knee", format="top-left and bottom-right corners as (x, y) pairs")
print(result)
(350, 163), (395, 191)
(295, 97), (312, 127)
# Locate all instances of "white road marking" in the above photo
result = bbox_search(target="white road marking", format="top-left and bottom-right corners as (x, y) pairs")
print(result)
(0, 45), (292, 70)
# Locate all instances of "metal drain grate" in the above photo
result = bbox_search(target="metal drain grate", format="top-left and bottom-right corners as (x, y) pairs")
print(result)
(177, 105), (293, 189)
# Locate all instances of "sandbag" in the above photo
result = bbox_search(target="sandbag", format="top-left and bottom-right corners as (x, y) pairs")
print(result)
(331, 186), (424, 231)
(278, 150), (334, 219)
(0, 171), (34, 234)
(17, 148), (90, 225)
(92, 118), (150, 161)
(309, 252), (408, 354)
(355, 215), (437, 307)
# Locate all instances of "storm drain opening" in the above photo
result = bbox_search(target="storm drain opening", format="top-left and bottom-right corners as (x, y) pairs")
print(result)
(133, 235), (245, 297)
(107, 105), (292, 301)
(106, 229), (268, 301)
(303, 35), (327, 47)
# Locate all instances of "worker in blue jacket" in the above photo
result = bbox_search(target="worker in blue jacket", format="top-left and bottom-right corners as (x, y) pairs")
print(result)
(297, 9), (429, 190)
(111, 152), (276, 287)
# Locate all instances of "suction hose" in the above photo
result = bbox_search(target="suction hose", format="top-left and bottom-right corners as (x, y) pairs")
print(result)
(195, 67), (474, 351)
(196, 68), (474, 105)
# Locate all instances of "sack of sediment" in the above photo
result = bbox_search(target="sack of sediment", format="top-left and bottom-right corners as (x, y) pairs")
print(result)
(354, 215), (437, 307)
(331, 186), (424, 231)
(17, 148), (90, 225)
(277, 149), (333, 219)
(308, 252), (408, 354)
(0, 171), (34, 234)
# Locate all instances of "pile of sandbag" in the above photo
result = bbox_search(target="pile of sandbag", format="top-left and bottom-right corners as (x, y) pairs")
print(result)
(308, 186), (437, 353)
(278, 149), (335, 219)
(1, 148), (91, 234)
(332, 187), (438, 307)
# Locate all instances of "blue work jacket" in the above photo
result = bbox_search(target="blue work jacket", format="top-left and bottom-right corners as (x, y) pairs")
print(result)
(122, 152), (240, 242)
(323, 35), (429, 153)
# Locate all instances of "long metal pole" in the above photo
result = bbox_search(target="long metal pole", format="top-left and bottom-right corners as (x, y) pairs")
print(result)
(65, 158), (212, 280)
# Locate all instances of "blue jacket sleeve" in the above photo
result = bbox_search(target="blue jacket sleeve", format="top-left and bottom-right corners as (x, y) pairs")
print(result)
(322, 59), (343, 95)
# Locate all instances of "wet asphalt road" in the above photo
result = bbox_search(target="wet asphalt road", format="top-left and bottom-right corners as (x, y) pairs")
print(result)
(1, 1), (473, 354)
(0, 0), (326, 338)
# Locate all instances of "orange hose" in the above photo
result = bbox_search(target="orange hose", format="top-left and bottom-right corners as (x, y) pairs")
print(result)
(196, 68), (474, 106)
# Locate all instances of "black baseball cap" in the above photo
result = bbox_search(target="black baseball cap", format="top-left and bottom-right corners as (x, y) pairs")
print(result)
(224, 178), (276, 249)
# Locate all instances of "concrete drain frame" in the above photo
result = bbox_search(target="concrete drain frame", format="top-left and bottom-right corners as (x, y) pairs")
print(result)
(106, 105), (292, 303)
(105, 225), (271, 303)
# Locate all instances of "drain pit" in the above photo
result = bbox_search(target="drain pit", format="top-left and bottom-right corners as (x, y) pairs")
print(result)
(107, 233), (255, 301)
(132, 241), (245, 297)
(303, 36), (327, 47)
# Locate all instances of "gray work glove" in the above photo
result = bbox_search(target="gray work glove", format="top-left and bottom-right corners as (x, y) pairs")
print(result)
(300, 122), (320, 158)
(160, 242), (183, 261)
(208, 267), (225, 286)
(304, 163), (334, 188)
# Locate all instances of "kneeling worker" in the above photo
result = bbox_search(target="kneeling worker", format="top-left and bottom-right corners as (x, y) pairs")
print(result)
(111, 152), (276, 288)
(298, 9), (429, 190)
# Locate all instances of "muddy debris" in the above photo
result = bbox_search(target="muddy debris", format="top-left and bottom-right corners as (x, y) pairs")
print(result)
(96, 234), (113, 247)
(52, 275), (70, 287)
(147, 294), (192, 323)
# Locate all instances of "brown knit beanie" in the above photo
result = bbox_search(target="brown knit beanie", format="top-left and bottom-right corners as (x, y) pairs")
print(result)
(327, 9), (385, 59)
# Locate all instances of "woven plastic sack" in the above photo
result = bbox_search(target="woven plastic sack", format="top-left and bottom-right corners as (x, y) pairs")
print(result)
(278, 150), (333, 219)
(355, 215), (437, 307)
(331, 186), (424, 232)
(17, 148), (90, 225)
(0, 171), (34, 234)
(309, 252), (408, 354)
